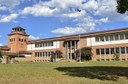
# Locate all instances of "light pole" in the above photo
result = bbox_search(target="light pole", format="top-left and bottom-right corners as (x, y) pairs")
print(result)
(76, 9), (82, 62)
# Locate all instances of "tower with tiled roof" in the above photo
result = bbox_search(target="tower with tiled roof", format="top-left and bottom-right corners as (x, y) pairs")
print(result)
(8, 26), (29, 52)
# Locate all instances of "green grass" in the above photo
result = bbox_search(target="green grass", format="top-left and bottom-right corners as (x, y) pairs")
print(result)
(0, 61), (128, 84)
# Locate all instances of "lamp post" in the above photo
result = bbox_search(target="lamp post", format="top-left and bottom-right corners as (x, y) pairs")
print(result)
(76, 9), (82, 62)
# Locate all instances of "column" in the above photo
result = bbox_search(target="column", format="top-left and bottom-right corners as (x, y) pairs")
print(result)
(70, 41), (72, 60)
(74, 41), (77, 60)
(125, 47), (127, 60)
(119, 47), (121, 60)
(67, 41), (69, 59)
(65, 42), (67, 59)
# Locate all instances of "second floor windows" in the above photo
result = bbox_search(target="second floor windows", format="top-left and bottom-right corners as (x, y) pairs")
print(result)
(95, 33), (128, 42)
(35, 41), (53, 48)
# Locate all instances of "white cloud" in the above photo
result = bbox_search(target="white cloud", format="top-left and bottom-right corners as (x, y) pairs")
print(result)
(29, 35), (40, 40)
(0, 0), (20, 8)
(0, 6), (7, 11)
(0, 13), (18, 22)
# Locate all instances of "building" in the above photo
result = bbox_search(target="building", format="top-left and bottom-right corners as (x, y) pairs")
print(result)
(0, 26), (128, 62)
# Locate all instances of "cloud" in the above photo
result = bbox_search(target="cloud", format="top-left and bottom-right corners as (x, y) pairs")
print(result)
(51, 26), (91, 35)
(0, 6), (7, 11)
(29, 35), (40, 40)
(0, 0), (20, 8)
(0, 13), (18, 22)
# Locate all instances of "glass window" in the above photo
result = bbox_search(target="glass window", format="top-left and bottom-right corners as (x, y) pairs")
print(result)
(110, 48), (114, 54)
(100, 36), (104, 42)
(121, 47), (125, 54)
(95, 37), (99, 42)
(40, 43), (42, 47)
(35, 52), (37, 57)
(106, 48), (109, 54)
(110, 35), (114, 41)
(125, 33), (128, 39)
(40, 52), (42, 57)
(126, 47), (128, 53)
(51, 42), (53, 46)
(115, 48), (119, 54)
(38, 52), (40, 57)
(96, 49), (100, 55)
(105, 36), (109, 41)
(115, 34), (119, 40)
(101, 48), (104, 54)
(120, 34), (124, 40)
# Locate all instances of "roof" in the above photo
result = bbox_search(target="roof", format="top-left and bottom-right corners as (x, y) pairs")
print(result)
(28, 27), (128, 43)
(12, 26), (25, 30)
(0, 46), (10, 50)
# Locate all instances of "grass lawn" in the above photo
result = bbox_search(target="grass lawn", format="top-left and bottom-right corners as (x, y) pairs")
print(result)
(0, 61), (128, 84)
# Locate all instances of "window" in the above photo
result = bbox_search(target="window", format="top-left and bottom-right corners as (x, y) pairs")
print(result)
(110, 48), (114, 54)
(40, 52), (42, 57)
(96, 49), (100, 55)
(125, 33), (128, 39)
(115, 48), (119, 54)
(106, 48), (109, 54)
(100, 36), (104, 42)
(95, 37), (99, 42)
(121, 47), (125, 54)
(101, 48), (105, 54)
(110, 35), (114, 41)
(120, 34), (124, 40)
(115, 34), (119, 40)
(105, 36), (109, 41)
(126, 47), (128, 53)
(35, 52), (37, 57)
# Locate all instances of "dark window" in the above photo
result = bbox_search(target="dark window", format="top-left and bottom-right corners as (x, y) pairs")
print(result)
(40, 52), (42, 57)
(105, 36), (109, 41)
(110, 48), (114, 54)
(120, 34), (124, 40)
(101, 48), (104, 54)
(51, 42), (53, 46)
(121, 47), (125, 54)
(95, 37), (99, 42)
(35, 52), (37, 57)
(110, 35), (114, 41)
(125, 33), (128, 39)
(100, 36), (104, 41)
(48, 52), (50, 56)
(115, 48), (119, 54)
(115, 34), (119, 40)
(126, 47), (128, 53)
(106, 48), (109, 54)
(38, 52), (40, 57)
(96, 49), (100, 55)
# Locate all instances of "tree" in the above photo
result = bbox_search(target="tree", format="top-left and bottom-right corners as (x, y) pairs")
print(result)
(51, 50), (62, 58)
(75, 47), (92, 61)
(113, 53), (120, 61)
(116, 0), (128, 14)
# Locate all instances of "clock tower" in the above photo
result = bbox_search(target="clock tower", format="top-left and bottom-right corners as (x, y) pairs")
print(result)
(8, 26), (29, 52)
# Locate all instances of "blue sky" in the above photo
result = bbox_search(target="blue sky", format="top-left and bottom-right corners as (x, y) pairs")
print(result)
(0, 0), (128, 46)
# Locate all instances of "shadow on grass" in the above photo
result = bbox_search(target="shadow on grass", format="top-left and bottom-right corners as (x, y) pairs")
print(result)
(55, 66), (128, 81)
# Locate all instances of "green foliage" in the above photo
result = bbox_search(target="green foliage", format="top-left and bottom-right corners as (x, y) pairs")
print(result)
(75, 47), (92, 61)
(117, 0), (128, 14)
(51, 50), (62, 58)
(113, 53), (120, 61)
(2, 55), (9, 59)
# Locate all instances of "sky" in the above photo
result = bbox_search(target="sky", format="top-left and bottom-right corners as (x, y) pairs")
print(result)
(0, 0), (128, 46)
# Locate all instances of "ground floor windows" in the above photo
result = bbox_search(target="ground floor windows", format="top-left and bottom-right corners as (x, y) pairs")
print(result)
(96, 47), (128, 55)
(35, 52), (52, 57)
